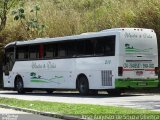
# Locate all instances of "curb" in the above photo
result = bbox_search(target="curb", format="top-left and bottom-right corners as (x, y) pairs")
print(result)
(0, 104), (85, 120)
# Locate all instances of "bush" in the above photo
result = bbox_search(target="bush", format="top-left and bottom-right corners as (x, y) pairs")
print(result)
(2, 0), (160, 40)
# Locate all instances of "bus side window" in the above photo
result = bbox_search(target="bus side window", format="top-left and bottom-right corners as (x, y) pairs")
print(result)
(58, 42), (65, 57)
(16, 46), (28, 60)
(106, 39), (115, 56)
(64, 41), (76, 57)
(76, 39), (95, 57)
(53, 44), (58, 58)
(44, 43), (58, 59)
(39, 45), (44, 59)
(44, 44), (53, 58)
(95, 36), (115, 56)
(95, 41), (104, 56)
(85, 40), (95, 56)
(76, 40), (85, 56)
(57, 41), (76, 58)
(29, 45), (39, 59)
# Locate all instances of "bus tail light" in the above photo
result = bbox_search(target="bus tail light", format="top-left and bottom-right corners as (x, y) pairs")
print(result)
(155, 67), (159, 76)
(118, 67), (123, 76)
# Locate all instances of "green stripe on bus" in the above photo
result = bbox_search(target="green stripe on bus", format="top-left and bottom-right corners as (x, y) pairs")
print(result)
(115, 79), (159, 88)
(31, 79), (49, 83)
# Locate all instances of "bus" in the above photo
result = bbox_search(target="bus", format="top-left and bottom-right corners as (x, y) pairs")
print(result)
(2, 28), (159, 95)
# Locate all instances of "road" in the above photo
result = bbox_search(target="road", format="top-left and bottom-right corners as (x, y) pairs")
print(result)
(0, 108), (29, 114)
(0, 91), (160, 111)
(0, 108), (62, 120)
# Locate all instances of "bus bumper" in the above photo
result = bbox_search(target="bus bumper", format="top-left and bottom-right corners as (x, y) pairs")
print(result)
(115, 79), (159, 89)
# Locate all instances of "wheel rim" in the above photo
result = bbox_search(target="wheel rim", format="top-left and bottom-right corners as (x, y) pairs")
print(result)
(17, 81), (22, 90)
(16, 78), (23, 91)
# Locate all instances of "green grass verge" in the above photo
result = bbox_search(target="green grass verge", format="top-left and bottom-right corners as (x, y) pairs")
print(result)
(0, 97), (159, 116)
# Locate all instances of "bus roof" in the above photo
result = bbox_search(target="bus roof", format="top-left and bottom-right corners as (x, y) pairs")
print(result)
(5, 28), (155, 48)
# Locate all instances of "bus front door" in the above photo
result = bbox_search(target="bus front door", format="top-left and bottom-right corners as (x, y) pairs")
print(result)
(3, 47), (15, 76)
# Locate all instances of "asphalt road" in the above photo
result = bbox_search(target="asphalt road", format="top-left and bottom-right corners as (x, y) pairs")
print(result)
(0, 90), (160, 111)
(0, 108), (62, 120)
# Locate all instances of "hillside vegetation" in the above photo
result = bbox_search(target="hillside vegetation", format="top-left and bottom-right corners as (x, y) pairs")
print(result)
(0, 0), (160, 44)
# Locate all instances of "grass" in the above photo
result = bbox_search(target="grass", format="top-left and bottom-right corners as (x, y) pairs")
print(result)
(0, 97), (159, 116)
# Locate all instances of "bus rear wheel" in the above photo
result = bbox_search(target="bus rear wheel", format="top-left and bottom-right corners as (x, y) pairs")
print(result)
(15, 76), (25, 94)
(78, 76), (89, 95)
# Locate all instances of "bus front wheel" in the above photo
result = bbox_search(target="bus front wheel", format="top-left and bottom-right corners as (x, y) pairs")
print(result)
(78, 76), (89, 95)
(15, 76), (25, 94)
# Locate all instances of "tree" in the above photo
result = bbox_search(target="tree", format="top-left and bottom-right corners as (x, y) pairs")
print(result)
(0, 0), (18, 32)
(12, 2), (46, 38)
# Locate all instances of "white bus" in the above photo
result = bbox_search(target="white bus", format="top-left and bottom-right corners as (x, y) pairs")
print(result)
(3, 28), (159, 95)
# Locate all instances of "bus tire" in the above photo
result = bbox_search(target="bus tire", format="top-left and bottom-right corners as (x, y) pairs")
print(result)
(78, 76), (89, 95)
(15, 76), (25, 94)
(107, 89), (121, 96)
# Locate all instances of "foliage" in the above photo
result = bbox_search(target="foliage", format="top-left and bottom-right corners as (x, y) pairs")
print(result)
(0, 0), (18, 32)
(12, 1), (45, 38)
(1, 0), (159, 40)
(0, 0), (19, 87)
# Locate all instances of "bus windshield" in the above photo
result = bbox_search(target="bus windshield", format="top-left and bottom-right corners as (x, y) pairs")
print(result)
(3, 47), (15, 75)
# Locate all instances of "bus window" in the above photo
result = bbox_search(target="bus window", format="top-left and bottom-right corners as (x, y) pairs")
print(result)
(58, 42), (66, 57)
(4, 47), (15, 75)
(85, 40), (95, 56)
(57, 41), (76, 58)
(76, 40), (85, 56)
(44, 44), (53, 58)
(29, 45), (39, 59)
(67, 43), (76, 57)
(95, 36), (115, 56)
(16, 46), (28, 60)
(76, 39), (95, 57)
(39, 45), (44, 59)
(44, 43), (58, 59)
